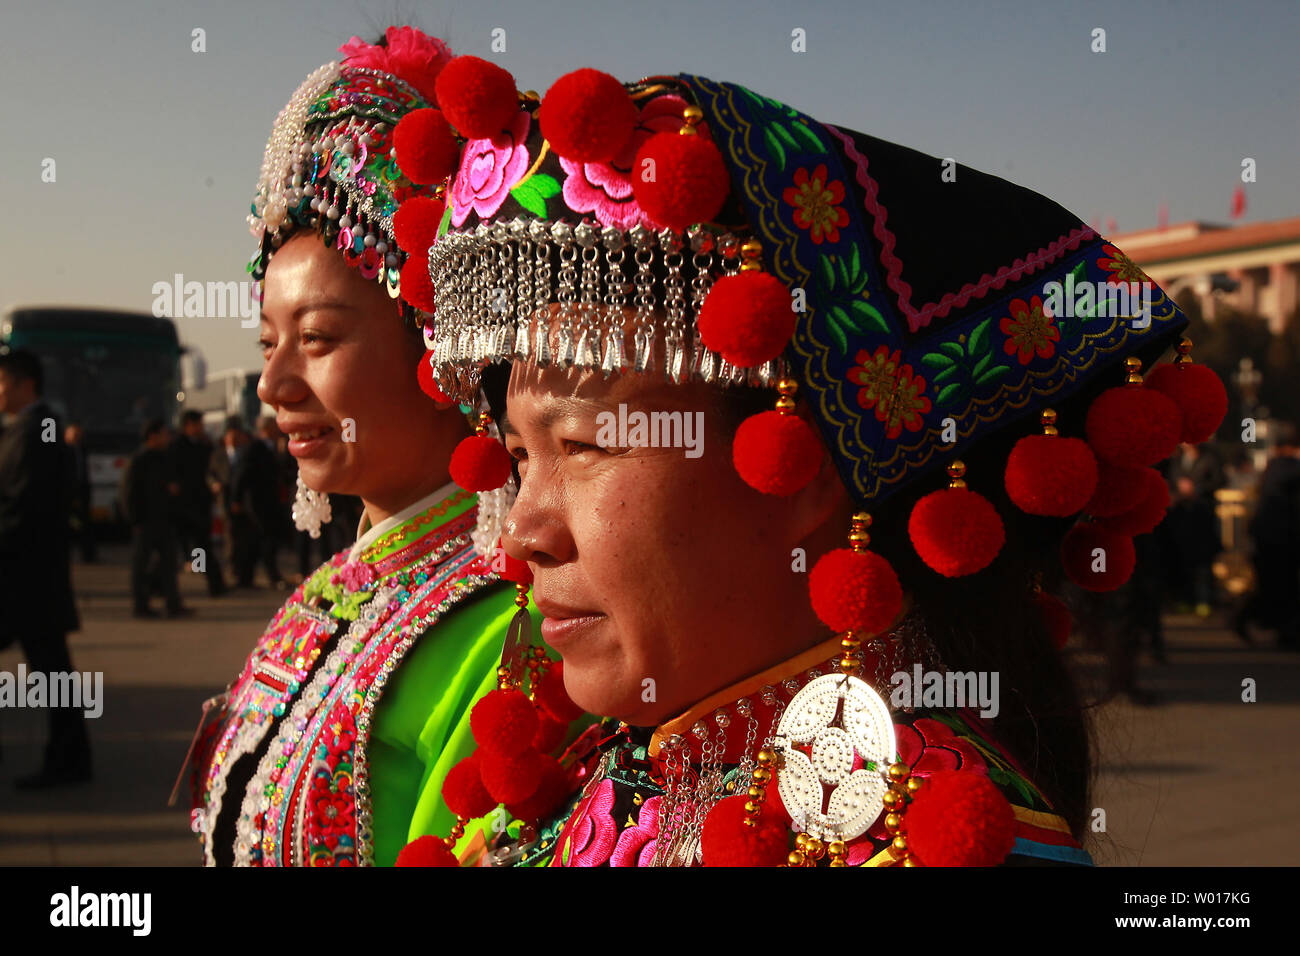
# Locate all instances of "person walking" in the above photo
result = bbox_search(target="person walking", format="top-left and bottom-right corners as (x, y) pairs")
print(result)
(0, 349), (90, 788)
(121, 419), (190, 618)
(173, 411), (226, 596)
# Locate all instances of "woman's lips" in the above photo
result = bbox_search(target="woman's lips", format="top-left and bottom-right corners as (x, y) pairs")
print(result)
(287, 426), (333, 458)
(535, 598), (604, 646)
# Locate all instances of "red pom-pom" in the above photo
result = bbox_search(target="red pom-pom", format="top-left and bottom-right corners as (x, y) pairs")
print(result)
(416, 353), (451, 403)
(532, 712), (566, 753)
(399, 254), (436, 312)
(395, 834), (459, 867)
(631, 130), (730, 231)
(1085, 384), (1182, 467)
(435, 56), (518, 139)
(1061, 523), (1136, 592)
(505, 754), (568, 822)
(1004, 434), (1099, 517)
(1035, 591), (1072, 651)
(1096, 467), (1169, 537)
(697, 272), (795, 367)
(479, 747), (545, 804)
(539, 68), (636, 162)
(1084, 461), (1149, 517)
(732, 411), (823, 496)
(809, 547), (903, 635)
(699, 795), (790, 867)
(909, 487), (1006, 577)
(490, 536), (532, 584)
(392, 109), (461, 185)
(450, 433), (512, 491)
(904, 770), (1015, 867)
(1144, 362), (1228, 444)
(533, 661), (584, 723)
(441, 753), (497, 819)
(469, 688), (538, 756)
(392, 195), (445, 256)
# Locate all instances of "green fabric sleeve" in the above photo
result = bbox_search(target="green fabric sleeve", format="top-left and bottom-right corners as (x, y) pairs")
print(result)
(367, 586), (545, 866)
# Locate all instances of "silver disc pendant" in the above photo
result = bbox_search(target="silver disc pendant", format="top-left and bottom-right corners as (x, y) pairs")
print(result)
(773, 673), (895, 842)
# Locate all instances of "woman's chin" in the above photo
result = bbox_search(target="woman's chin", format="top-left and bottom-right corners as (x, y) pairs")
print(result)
(295, 460), (343, 495)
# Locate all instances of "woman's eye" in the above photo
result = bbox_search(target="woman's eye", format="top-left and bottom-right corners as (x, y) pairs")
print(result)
(507, 445), (528, 463)
(564, 439), (601, 456)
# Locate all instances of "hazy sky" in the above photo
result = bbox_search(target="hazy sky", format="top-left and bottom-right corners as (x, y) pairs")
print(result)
(1, 0), (1296, 371)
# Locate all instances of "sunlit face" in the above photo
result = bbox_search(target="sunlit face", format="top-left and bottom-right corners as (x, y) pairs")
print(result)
(501, 361), (849, 726)
(257, 233), (461, 512)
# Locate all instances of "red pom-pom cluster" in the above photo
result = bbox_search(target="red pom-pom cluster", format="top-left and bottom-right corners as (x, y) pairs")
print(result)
(1084, 461), (1149, 517)
(532, 661), (584, 724)
(395, 834), (459, 867)
(399, 254), (437, 312)
(1004, 434), (1098, 517)
(809, 547), (903, 635)
(479, 748), (546, 804)
(392, 195), (444, 255)
(416, 353), (451, 403)
(698, 272), (796, 368)
(732, 411), (823, 496)
(1144, 361), (1228, 443)
(904, 770), (1015, 867)
(450, 433), (512, 491)
(1061, 522), (1136, 591)
(908, 487), (1006, 577)
(699, 794), (790, 867)
(393, 109), (461, 185)
(505, 754), (568, 822)
(470, 688), (537, 756)
(539, 68), (637, 162)
(1096, 467), (1169, 537)
(441, 753), (496, 819)
(632, 131), (730, 231)
(532, 712), (566, 753)
(435, 55), (518, 139)
(1084, 385), (1182, 467)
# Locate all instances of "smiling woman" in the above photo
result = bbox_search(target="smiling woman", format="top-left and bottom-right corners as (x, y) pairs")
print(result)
(405, 62), (1227, 868)
(184, 26), (575, 868)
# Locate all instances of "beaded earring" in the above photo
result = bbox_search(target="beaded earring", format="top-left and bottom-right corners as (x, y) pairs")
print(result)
(291, 474), (332, 539)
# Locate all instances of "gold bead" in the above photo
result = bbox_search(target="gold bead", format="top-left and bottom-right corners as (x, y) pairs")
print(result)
(888, 762), (910, 783)
(804, 837), (825, 860)
(786, 851), (805, 867)
(883, 812), (901, 833)
(740, 237), (763, 260)
(682, 104), (704, 126)
(774, 396), (796, 414)
(906, 776), (923, 795)
(902, 855), (919, 867)
(848, 529), (871, 551)
(891, 835), (908, 856)
(744, 800), (761, 815)
(756, 749), (776, 767)
(752, 767), (772, 783)
(827, 841), (846, 859)
(839, 657), (857, 674)
(851, 511), (872, 529)
(775, 378), (798, 397)
(882, 790), (903, 810)
(795, 833), (810, 849)
(1125, 355), (1144, 384)
(747, 786), (764, 800)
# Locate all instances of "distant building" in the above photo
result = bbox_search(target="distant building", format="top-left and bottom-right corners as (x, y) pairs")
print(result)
(1112, 217), (1300, 333)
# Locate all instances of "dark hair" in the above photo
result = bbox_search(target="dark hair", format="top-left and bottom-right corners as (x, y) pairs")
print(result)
(181, 409), (204, 426)
(142, 418), (166, 441)
(224, 415), (245, 434)
(0, 348), (44, 395)
(718, 383), (1094, 839)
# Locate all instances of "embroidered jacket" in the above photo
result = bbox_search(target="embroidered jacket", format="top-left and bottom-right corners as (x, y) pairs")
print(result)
(190, 483), (519, 866)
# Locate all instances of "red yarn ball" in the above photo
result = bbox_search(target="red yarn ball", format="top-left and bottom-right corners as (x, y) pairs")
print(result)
(399, 254), (436, 312)
(1096, 468), (1170, 537)
(1084, 384), (1182, 467)
(450, 433), (512, 491)
(1061, 523), (1136, 592)
(469, 687), (538, 756)
(904, 770), (1015, 867)
(441, 753), (497, 819)
(1004, 434), (1099, 517)
(505, 754), (568, 822)
(732, 411), (823, 496)
(1035, 591), (1072, 651)
(539, 68), (637, 162)
(491, 536), (533, 584)
(697, 272), (795, 368)
(809, 547), (903, 635)
(479, 747), (546, 805)
(392, 195), (445, 256)
(909, 487), (1006, 577)
(1144, 362), (1228, 444)
(416, 353), (451, 403)
(699, 795), (791, 867)
(1084, 461), (1149, 517)
(392, 109), (461, 185)
(533, 662), (584, 723)
(631, 130), (730, 231)
(532, 711), (566, 753)
(434, 55), (518, 139)
(395, 834), (459, 867)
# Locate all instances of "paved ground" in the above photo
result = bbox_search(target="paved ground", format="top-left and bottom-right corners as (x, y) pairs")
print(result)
(1, 548), (1296, 866)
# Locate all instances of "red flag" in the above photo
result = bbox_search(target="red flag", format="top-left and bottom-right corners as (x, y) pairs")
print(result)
(1231, 185), (1247, 219)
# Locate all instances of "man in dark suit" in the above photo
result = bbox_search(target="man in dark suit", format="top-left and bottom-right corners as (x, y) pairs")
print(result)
(0, 349), (90, 788)
(120, 419), (190, 618)
(173, 411), (225, 596)
(224, 420), (283, 589)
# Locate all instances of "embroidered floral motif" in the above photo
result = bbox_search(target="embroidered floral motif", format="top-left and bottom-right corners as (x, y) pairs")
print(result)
(1096, 243), (1149, 286)
(848, 345), (900, 409)
(847, 346), (931, 438)
(783, 164), (849, 244)
(999, 295), (1059, 365)
(450, 110), (531, 226)
(331, 560), (377, 592)
(560, 776), (618, 867)
(610, 794), (661, 867)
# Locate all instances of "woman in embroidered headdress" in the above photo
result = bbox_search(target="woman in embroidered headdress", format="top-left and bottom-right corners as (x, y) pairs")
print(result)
(391, 62), (1227, 867)
(185, 27), (581, 867)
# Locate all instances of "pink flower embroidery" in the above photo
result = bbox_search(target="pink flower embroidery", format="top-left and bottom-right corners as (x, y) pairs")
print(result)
(611, 795), (661, 867)
(558, 95), (709, 230)
(562, 776), (618, 867)
(330, 561), (376, 592)
(450, 110), (531, 226)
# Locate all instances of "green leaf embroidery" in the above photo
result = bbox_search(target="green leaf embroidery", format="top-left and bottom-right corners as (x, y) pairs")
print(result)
(763, 127), (787, 171)
(848, 243), (862, 283)
(975, 364), (1011, 386)
(936, 382), (966, 406)
(436, 199), (454, 238)
(789, 121), (824, 153)
(836, 255), (851, 288)
(818, 255), (836, 292)
(529, 173), (561, 199)
(825, 309), (849, 354)
(849, 299), (888, 334)
(934, 365), (959, 384)
(771, 122), (800, 152)
(972, 353), (993, 377)
(969, 318), (992, 356)
(920, 352), (955, 369)
(510, 180), (549, 219)
(939, 341), (965, 361)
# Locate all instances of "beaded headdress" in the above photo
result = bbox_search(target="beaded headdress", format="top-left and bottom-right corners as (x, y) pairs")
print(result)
(247, 26), (454, 320)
